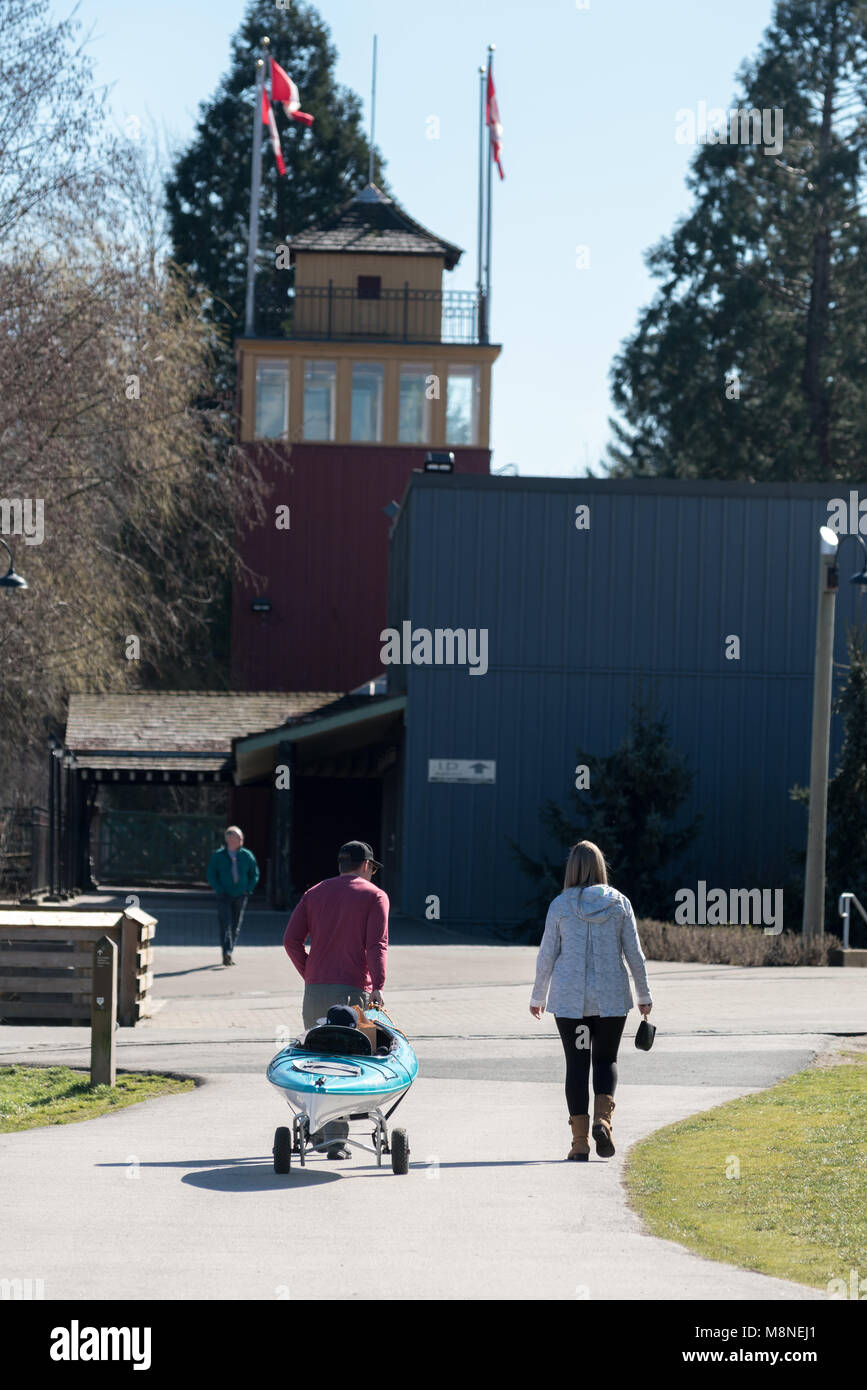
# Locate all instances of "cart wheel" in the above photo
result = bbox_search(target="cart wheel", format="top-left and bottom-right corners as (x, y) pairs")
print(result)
(273, 1126), (292, 1174)
(391, 1128), (409, 1175)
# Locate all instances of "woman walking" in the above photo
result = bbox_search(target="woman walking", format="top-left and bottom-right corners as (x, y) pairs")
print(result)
(530, 841), (653, 1161)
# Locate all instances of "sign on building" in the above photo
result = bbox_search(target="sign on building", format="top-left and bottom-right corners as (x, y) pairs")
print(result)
(428, 759), (496, 784)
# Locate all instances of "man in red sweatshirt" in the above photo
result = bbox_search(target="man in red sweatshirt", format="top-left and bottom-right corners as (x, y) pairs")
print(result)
(283, 840), (389, 1159)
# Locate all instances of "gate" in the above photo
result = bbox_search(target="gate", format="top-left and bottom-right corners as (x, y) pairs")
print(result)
(96, 810), (224, 885)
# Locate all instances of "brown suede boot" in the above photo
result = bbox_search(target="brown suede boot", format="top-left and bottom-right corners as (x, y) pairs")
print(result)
(592, 1094), (616, 1157)
(567, 1114), (590, 1161)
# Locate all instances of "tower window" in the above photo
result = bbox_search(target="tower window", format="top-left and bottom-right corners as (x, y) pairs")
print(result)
(446, 365), (480, 446)
(255, 360), (289, 439)
(357, 275), (381, 300)
(351, 363), (384, 442)
(399, 364), (432, 444)
(303, 361), (337, 441)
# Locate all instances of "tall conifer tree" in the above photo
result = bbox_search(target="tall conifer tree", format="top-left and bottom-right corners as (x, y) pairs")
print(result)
(608, 1), (867, 480)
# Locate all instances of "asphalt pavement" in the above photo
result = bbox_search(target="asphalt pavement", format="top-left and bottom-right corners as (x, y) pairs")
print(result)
(1, 913), (863, 1300)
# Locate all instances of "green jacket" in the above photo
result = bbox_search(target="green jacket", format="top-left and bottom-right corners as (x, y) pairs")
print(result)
(207, 845), (259, 897)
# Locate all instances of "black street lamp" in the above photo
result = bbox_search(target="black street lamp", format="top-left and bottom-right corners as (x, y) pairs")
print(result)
(827, 532), (867, 588)
(803, 527), (867, 941)
(0, 536), (28, 589)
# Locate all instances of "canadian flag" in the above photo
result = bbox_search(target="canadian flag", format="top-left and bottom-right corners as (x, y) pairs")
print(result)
(486, 65), (504, 180)
(262, 87), (286, 175)
(270, 59), (314, 126)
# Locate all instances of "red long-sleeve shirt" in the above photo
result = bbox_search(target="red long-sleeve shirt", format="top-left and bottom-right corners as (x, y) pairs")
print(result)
(283, 874), (389, 991)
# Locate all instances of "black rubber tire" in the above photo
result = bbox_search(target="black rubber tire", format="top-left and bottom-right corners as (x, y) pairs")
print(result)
(273, 1126), (292, 1173)
(391, 1127), (409, 1175)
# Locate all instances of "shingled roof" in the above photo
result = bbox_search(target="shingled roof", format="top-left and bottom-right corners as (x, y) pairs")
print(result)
(240, 691), (398, 742)
(65, 692), (340, 772)
(289, 183), (463, 270)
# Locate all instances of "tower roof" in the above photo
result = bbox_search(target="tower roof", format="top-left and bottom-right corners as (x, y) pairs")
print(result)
(289, 183), (463, 270)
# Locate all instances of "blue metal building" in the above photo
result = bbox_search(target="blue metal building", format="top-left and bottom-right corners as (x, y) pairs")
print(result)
(385, 473), (866, 930)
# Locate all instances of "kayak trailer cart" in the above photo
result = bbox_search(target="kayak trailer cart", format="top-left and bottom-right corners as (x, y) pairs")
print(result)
(272, 1099), (410, 1175)
(267, 1005), (417, 1176)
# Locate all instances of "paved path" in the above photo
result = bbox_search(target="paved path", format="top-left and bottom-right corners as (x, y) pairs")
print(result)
(1, 930), (863, 1300)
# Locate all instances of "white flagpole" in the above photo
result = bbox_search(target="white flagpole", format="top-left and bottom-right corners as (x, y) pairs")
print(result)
(244, 39), (269, 336)
(368, 34), (378, 185)
(485, 43), (495, 338)
(476, 63), (486, 343)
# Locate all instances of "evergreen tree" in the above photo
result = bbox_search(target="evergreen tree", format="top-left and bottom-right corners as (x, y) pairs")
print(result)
(511, 693), (701, 930)
(165, 0), (385, 366)
(608, 0), (867, 480)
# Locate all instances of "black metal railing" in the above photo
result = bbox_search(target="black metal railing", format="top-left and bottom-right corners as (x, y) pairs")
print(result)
(0, 804), (50, 899)
(287, 283), (486, 344)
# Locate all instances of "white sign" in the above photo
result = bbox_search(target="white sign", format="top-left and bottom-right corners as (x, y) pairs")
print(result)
(428, 759), (496, 784)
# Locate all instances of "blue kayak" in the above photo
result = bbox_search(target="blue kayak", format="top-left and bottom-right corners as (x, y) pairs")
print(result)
(267, 1006), (418, 1145)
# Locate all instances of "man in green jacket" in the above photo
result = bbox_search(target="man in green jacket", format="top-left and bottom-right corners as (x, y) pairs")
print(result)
(206, 825), (260, 966)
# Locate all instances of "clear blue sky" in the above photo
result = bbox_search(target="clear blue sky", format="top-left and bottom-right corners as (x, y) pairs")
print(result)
(65, 0), (775, 475)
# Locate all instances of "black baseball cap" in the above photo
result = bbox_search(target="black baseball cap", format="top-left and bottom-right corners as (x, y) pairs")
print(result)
(338, 840), (383, 870)
(326, 1005), (359, 1028)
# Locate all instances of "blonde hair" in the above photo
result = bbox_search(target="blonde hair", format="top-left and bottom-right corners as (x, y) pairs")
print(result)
(225, 825), (244, 844)
(563, 840), (608, 891)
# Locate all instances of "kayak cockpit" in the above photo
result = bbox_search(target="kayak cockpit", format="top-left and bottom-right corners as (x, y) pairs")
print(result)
(296, 1023), (398, 1058)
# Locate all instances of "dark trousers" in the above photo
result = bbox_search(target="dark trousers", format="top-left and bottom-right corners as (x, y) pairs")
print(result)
(554, 1015), (627, 1115)
(216, 893), (248, 956)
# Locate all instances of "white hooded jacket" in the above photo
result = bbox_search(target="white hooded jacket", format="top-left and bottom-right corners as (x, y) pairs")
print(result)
(530, 884), (652, 1017)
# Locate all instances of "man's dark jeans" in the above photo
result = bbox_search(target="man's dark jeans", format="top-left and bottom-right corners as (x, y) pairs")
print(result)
(216, 893), (248, 957)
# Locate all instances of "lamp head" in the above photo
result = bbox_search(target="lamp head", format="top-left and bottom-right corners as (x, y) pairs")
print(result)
(819, 525), (839, 555)
(0, 538), (27, 589)
(0, 568), (28, 589)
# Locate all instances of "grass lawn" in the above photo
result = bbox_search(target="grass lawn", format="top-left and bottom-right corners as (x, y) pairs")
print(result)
(624, 1052), (867, 1289)
(0, 1065), (195, 1133)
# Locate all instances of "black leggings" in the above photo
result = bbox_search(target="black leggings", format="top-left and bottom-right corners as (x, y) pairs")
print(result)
(554, 1015), (627, 1115)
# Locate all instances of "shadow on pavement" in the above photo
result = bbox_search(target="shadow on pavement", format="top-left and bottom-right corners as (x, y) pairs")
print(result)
(154, 965), (226, 979)
(96, 1156), (340, 1190)
(345, 1159), (565, 1175)
(182, 1164), (339, 1191)
(96, 1156), (565, 1189)
(180, 1159), (564, 1187)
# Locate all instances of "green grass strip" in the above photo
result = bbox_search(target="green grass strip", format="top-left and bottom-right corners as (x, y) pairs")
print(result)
(624, 1053), (867, 1289)
(0, 1064), (194, 1133)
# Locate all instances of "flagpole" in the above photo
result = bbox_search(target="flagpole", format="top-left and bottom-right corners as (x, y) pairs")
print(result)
(244, 39), (268, 337)
(368, 34), (378, 185)
(476, 63), (487, 344)
(485, 43), (495, 339)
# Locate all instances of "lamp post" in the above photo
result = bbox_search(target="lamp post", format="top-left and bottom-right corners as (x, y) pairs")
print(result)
(45, 734), (65, 901)
(0, 536), (27, 589)
(802, 526), (867, 939)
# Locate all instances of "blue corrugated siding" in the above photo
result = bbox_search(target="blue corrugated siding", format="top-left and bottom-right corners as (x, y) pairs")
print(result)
(390, 477), (866, 927)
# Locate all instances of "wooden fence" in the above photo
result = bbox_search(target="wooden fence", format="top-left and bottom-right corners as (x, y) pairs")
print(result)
(0, 907), (156, 1026)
